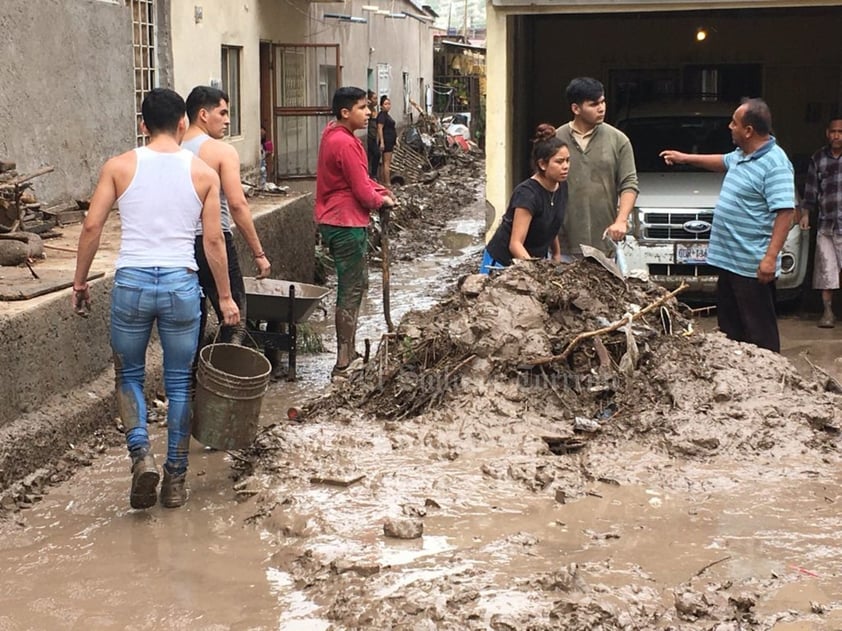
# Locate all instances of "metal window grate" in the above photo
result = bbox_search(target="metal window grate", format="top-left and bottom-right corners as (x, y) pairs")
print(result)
(131, 0), (157, 146)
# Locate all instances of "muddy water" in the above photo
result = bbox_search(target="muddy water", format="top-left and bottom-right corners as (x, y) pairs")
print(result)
(2, 198), (841, 629)
(0, 207), (487, 629)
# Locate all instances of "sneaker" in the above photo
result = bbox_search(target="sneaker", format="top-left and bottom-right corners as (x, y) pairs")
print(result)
(159, 468), (188, 508)
(129, 452), (160, 510)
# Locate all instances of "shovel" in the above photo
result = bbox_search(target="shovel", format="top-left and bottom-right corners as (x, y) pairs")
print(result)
(379, 206), (394, 333)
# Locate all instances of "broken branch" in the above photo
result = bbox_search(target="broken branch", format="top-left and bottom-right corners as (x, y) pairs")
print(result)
(527, 282), (688, 366)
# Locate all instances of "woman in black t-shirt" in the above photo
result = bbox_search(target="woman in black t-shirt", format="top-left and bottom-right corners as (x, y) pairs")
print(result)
(366, 90), (381, 179)
(377, 95), (397, 186)
(482, 124), (570, 273)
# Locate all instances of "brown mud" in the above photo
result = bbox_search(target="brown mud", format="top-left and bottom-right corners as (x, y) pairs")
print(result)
(232, 258), (842, 630)
(1, 158), (841, 630)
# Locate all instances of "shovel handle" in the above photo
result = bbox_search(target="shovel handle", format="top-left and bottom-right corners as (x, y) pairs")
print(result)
(379, 207), (394, 333)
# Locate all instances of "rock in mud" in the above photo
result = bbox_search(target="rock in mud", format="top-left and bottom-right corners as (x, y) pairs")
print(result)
(675, 589), (712, 619)
(459, 273), (488, 297)
(383, 516), (423, 539)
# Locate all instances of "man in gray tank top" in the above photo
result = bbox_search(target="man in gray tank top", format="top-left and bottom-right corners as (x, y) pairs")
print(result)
(183, 86), (271, 348)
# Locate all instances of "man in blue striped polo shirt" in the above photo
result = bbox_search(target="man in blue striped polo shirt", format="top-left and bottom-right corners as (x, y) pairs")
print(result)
(660, 98), (795, 352)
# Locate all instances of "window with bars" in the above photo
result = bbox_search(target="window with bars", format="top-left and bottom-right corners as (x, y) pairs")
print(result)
(131, 0), (157, 146)
(221, 46), (242, 137)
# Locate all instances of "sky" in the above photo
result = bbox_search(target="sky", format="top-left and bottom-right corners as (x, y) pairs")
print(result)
(427, 0), (486, 32)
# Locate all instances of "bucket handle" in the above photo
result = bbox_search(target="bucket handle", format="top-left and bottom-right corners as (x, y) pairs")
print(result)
(206, 323), (262, 363)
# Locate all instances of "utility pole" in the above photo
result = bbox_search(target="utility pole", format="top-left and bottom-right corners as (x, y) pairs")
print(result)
(462, 0), (468, 40)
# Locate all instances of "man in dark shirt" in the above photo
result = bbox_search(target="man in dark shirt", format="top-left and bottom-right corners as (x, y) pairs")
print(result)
(799, 116), (842, 328)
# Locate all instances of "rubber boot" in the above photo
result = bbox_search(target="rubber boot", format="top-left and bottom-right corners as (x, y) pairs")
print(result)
(349, 307), (362, 362)
(160, 467), (188, 508)
(818, 304), (836, 328)
(333, 308), (356, 379)
(130, 451), (160, 510)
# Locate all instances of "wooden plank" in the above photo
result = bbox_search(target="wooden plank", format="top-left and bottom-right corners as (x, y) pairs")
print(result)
(0, 270), (104, 301)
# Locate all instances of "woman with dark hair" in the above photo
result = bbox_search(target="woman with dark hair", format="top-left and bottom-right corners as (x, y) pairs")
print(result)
(366, 90), (381, 179)
(376, 95), (397, 186)
(481, 124), (570, 273)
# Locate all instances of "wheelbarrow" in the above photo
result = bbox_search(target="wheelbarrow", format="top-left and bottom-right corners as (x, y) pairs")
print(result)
(243, 277), (330, 381)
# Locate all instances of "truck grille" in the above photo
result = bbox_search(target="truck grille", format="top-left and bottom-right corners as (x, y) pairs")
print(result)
(649, 264), (717, 276)
(640, 210), (714, 241)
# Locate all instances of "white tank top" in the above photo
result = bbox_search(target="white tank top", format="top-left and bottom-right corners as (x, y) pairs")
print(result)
(115, 147), (202, 270)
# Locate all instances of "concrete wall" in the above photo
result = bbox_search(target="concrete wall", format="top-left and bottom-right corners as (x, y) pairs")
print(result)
(306, 0), (436, 125)
(0, 0), (136, 206)
(171, 0), (265, 173)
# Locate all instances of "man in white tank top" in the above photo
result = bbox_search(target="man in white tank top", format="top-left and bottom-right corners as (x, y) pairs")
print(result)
(72, 88), (239, 510)
(183, 86), (270, 349)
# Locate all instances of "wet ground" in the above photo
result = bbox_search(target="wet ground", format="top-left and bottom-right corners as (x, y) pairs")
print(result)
(1, 183), (841, 630)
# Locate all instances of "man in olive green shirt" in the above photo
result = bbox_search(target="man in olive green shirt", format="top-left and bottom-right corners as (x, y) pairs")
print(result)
(556, 77), (639, 255)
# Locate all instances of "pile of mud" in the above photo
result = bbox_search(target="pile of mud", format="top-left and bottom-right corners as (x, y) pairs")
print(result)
(233, 259), (842, 630)
(304, 259), (839, 460)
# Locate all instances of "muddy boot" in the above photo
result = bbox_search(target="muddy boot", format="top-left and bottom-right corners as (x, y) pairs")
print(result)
(349, 307), (362, 361)
(129, 451), (160, 510)
(159, 467), (188, 508)
(818, 304), (836, 328)
(334, 308), (356, 374)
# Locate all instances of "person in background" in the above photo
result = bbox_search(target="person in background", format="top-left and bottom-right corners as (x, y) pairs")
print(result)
(366, 90), (381, 180)
(377, 95), (397, 187)
(555, 77), (638, 254)
(182, 86), (271, 349)
(660, 98), (796, 352)
(71, 88), (239, 509)
(799, 115), (842, 328)
(316, 86), (396, 379)
(260, 125), (274, 188)
(482, 124), (570, 273)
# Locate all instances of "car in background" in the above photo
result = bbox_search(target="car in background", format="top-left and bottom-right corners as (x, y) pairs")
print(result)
(615, 101), (808, 302)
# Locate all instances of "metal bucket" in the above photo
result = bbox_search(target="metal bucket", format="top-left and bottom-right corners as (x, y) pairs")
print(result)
(192, 343), (272, 450)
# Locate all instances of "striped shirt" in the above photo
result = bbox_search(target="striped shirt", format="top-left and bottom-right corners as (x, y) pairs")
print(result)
(801, 145), (842, 235)
(706, 137), (795, 278)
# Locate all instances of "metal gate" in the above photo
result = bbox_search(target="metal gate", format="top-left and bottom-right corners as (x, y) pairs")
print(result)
(273, 44), (340, 178)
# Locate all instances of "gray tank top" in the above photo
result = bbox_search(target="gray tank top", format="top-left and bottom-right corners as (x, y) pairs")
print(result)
(181, 133), (232, 233)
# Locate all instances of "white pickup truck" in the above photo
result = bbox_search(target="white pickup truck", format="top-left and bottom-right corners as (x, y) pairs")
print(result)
(615, 101), (808, 302)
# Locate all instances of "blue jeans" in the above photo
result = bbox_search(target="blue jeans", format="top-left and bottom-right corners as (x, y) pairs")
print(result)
(111, 267), (201, 473)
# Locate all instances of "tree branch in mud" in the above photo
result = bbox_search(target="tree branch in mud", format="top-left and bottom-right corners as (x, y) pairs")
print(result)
(800, 352), (842, 393)
(693, 554), (732, 578)
(527, 282), (688, 366)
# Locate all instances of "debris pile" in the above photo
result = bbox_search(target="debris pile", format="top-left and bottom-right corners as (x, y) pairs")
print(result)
(389, 110), (482, 186)
(0, 161), (62, 234)
(368, 157), (483, 262)
(301, 258), (840, 457)
(0, 160), (69, 268)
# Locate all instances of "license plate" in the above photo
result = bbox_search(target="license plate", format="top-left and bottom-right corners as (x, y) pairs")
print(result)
(675, 242), (708, 264)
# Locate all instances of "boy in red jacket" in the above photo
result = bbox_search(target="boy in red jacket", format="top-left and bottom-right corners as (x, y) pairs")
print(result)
(315, 87), (396, 378)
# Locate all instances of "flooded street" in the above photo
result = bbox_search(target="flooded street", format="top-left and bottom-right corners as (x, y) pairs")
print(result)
(1, 189), (842, 629)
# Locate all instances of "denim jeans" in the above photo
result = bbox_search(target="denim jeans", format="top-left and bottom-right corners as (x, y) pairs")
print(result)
(111, 267), (201, 473)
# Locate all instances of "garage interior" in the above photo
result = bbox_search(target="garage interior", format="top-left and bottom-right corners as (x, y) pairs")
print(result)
(511, 6), (841, 184)
(505, 5), (841, 308)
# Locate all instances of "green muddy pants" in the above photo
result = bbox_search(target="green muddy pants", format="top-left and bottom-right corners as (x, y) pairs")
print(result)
(320, 225), (368, 369)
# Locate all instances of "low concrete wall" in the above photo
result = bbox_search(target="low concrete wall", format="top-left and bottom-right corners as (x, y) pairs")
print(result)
(0, 194), (314, 490)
